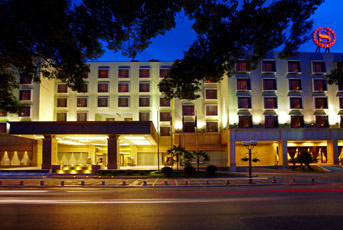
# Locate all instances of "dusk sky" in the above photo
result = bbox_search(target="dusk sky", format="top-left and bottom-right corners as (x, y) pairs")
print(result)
(97, 0), (343, 62)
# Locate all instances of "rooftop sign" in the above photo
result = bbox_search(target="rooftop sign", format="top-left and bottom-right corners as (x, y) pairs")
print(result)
(313, 27), (336, 53)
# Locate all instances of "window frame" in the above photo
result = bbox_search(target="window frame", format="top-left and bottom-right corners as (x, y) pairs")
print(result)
(290, 115), (304, 128)
(19, 89), (32, 101)
(139, 82), (150, 93)
(313, 79), (327, 91)
(19, 106), (31, 117)
(312, 61), (326, 74)
(98, 68), (109, 79)
(263, 78), (277, 91)
(287, 60), (302, 74)
(118, 82), (130, 93)
(205, 88), (218, 100)
(289, 97), (303, 109)
(237, 78), (251, 91)
(160, 98), (171, 107)
(97, 96), (109, 108)
(56, 112), (67, 122)
(288, 79), (302, 91)
(182, 104), (195, 116)
(57, 83), (68, 93)
(139, 97), (150, 107)
(139, 111), (150, 121)
(238, 115), (253, 128)
(56, 97), (68, 108)
(77, 97), (88, 108)
(206, 121), (218, 133)
(264, 115), (279, 128)
(314, 97), (328, 109)
(263, 96), (278, 109)
(139, 68), (150, 79)
(261, 60), (276, 73)
(118, 97), (130, 107)
(98, 82), (109, 93)
(315, 115), (329, 128)
(236, 60), (248, 73)
(205, 104), (218, 116)
(237, 97), (252, 109)
(118, 68), (130, 79)
(77, 112), (88, 122)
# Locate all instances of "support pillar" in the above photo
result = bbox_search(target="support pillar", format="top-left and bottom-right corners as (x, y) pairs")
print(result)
(42, 135), (52, 170)
(229, 130), (236, 172)
(327, 138), (338, 165)
(279, 140), (288, 169)
(107, 135), (119, 169)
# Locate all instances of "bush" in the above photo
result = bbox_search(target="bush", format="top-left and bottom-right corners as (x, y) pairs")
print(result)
(206, 165), (218, 175)
(184, 166), (196, 175)
(161, 166), (173, 176)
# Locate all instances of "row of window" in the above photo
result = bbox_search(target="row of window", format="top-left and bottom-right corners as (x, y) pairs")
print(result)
(89, 68), (169, 79)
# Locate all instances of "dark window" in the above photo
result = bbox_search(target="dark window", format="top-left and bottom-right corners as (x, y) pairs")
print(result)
(160, 127), (171, 136)
(239, 116), (252, 128)
(341, 116), (343, 128)
(288, 61), (301, 73)
(160, 69), (168, 78)
(57, 84), (68, 93)
(98, 97), (108, 107)
(205, 89), (217, 99)
(0, 123), (6, 133)
(262, 60), (276, 72)
(182, 105), (194, 116)
(316, 115), (329, 127)
(56, 113), (67, 121)
(291, 115), (304, 128)
(77, 112), (87, 121)
(19, 90), (31, 100)
(264, 97), (277, 109)
(118, 69), (129, 78)
(206, 105), (218, 116)
(139, 97), (150, 107)
(338, 84), (343, 91)
(314, 97), (328, 109)
(118, 97), (129, 107)
(118, 82), (129, 93)
(312, 61), (326, 73)
(139, 69), (150, 78)
(19, 107), (30, 117)
(237, 79), (251, 90)
(139, 112), (150, 121)
(57, 98), (67, 107)
(82, 72), (88, 79)
(337, 61), (343, 70)
(98, 83), (109, 93)
(184, 122), (195, 133)
(340, 98), (343, 109)
(77, 97), (88, 107)
(98, 69), (109, 78)
(160, 98), (170, 107)
(238, 97), (251, 109)
(265, 116), (278, 128)
(20, 75), (32, 84)
(206, 122), (218, 132)
(236, 60), (247, 72)
(77, 84), (88, 93)
(290, 97), (303, 109)
(160, 112), (171, 122)
(289, 79), (302, 90)
(263, 79), (277, 90)
(0, 110), (7, 117)
(139, 82), (150, 92)
(313, 79), (327, 91)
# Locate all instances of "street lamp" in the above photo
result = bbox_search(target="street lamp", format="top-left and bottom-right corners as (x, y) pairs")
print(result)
(243, 140), (258, 184)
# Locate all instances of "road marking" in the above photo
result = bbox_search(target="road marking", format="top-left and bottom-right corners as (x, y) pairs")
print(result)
(0, 190), (48, 193)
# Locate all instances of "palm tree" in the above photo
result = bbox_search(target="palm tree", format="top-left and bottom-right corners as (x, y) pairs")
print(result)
(167, 145), (190, 172)
(192, 150), (210, 172)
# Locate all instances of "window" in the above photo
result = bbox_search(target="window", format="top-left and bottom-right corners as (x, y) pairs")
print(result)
(57, 98), (67, 107)
(312, 61), (326, 73)
(118, 82), (129, 93)
(118, 69), (129, 78)
(289, 79), (302, 91)
(314, 97), (328, 109)
(19, 106), (30, 117)
(290, 97), (303, 109)
(204, 78), (216, 83)
(118, 97), (129, 107)
(0, 109), (7, 117)
(338, 84), (343, 92)
(98, 97), (108, 107)
(288, 61), (301, 73)
(160, 127), (171, 136)
(160, 112), (171, 122)
(264, 97), (277, 109)
(182, 104), (194, 116)
(19, 90), (31, 100)
(139, 69), (150, 78)
(236, 60), (247, 72)
(139, 82), (150, 92)
(205, 89), (217, 99)
(340, 97), (343, 109)
(20, 75), (32, 84)
(160, 69), (169, 78)
(265, 116), (278, 128)
(139, 97), (150, 107)
(77, 112), (87, 121)
(106, 118), (115, 121)
(160, 98), (170, 107)
(313, 79), (327, 91)
(239, 116), (252, 128)
(263, 79), (277, 90)
(56, 113), (67, 122)
(206, 122), (218, 132)
(290, 115), (304, 128)
(98, 68), (109, 78)
(183, 122), (195, 133)
(124, 118), (132, 121)
(0, 123), (6, 133)
(98, 83), (109, 93)
(316, 115), (329, 127)
(57, 84), (68, 93)
(237, 79), (251, 90)
(206, 105), (218, 116)
(139, 112), (150, 121)
(238, 97), (251, 109)
(77, 97), (88, 107)
(262, 60), (276, 72)
(82, 72), (88, 79)
(337, 61), (343, 70)
(77, 84), (88, 93)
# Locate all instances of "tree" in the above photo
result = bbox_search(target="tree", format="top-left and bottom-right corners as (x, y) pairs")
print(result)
(191, 150), (210, 172)
(326, 62), (343, 88)
(296, 151), (315, 170)
(167, 145), (190, 172)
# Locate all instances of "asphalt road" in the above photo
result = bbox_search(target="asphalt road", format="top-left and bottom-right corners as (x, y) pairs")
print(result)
(1, 185), (343, 230)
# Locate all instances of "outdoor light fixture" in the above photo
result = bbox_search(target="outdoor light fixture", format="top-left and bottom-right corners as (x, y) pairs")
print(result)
(242, 140), (258, 184)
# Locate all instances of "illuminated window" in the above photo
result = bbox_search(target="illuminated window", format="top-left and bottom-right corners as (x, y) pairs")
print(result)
(313, 79), (327, 91)
(77, 97), (88, 107)
(57, 98), (67, 107)
(316, 115), (329, 127)
(19, 106), (30, 117)
(290, 115), (304, 128)
(264, 97), (277, 109)
(239, 116), (252, 128)
(98, 68), (109, 78)
(77, 84), (88, 93)
(290, 97), (303, 109)
(0, 123), (6, 133)
(139, 97), (150, 107)
(118, 69), (129, 78)
(160, 127), (171, 136)
(98, 83), (109, 93)
(184, 122), (195, 133)
(160, 98), (170, 107)
(0, 109), (7, 117)
(262, 60), (276, 72)
(206, 105), (218, 116)
(160, 69), (169, 78)
(314, 97), (328, 109)
(56, 113), (67, 122)
(289, 79), (302, 91)
(237, 79), (251, 90)
(204, 77), (216, 83)
(139, 112), (150, 121)
(118, 97), (129, 107)
(20, 75), (32, 84)
(238, 97), (251, 109)
(57, 84), (68, 93)
(206, 122), (218, 132)
(19, 90), (31, 101)
(263, 79), (277, 90)
(139, 82), (150, 92)
(77, 112), (87, 122)
(288, 61), (301, 73)
(139, 69), (150, 78)
(98, 97), (108, 107)
(265, 116), (278, 128)
(312, 61), (326, 73)
(205, 89), (217, 99)
(118, 82), (129, 93)
(236, 60), (247, 72)
(340, 97), (343, 109)
(160, 112), (171, 122)
(182, 104), (194, 116)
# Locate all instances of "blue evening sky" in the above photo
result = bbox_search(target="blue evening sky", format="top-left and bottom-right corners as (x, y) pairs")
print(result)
(96, 0), (343, 62)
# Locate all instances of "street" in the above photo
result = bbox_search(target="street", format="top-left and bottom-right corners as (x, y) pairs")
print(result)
(1, 185), (343, 230)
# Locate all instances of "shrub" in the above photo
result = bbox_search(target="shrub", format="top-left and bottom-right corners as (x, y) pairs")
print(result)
(206, 165), (218, 175)
(296, 151), (315, 170)
(184, 166), (196, 175)
(161, 166), (173, 176)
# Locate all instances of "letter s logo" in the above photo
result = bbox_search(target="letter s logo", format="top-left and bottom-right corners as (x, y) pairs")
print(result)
(313, 27), (336, 48)
(318, 30), (331, 44)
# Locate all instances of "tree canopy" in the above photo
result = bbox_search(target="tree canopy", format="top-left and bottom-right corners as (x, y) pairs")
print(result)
(0, 0), (324, 112)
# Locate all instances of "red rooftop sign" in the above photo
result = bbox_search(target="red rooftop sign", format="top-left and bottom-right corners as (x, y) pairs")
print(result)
(313, 27), (336, 52)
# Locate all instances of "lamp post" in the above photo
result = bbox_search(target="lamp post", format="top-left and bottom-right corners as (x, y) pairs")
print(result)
(243, 140), (258, 184)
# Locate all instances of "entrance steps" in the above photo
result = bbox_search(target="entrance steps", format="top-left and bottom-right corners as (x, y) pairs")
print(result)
(318, 165), (343, 173)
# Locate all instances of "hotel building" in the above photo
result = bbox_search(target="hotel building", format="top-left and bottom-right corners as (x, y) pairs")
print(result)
(1, 51), (343, 172)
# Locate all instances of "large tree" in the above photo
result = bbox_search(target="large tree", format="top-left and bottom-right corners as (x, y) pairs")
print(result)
(0, 0), (323, 112)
